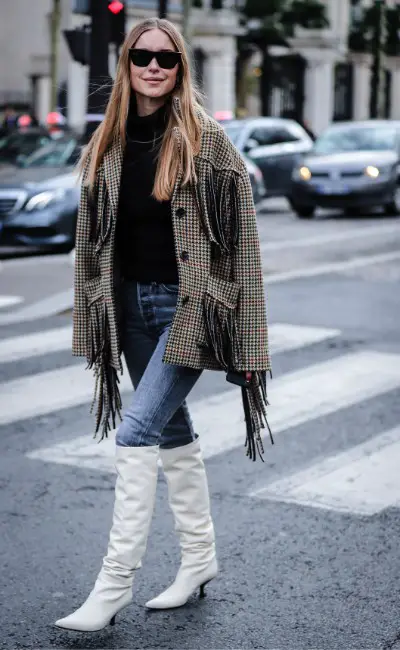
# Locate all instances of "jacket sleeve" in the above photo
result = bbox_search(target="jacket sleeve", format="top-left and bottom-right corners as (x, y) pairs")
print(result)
(232, 167), (270, 372)
(72, 176), (100, 358)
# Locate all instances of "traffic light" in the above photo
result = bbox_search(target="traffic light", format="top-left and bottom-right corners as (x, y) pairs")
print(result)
(385, 6), (400, 56)
(108, 0), (126, 47)
(63, 26), (90, 66)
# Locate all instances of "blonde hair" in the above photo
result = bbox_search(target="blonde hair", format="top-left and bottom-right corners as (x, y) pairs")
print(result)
(80, 17), (203, 201)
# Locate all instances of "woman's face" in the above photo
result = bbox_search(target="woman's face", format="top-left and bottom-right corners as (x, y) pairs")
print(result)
(130, 29), (180, 101)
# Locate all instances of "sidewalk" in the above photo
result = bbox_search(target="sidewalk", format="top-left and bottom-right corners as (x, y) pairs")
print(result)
(0, 253), (74, 325)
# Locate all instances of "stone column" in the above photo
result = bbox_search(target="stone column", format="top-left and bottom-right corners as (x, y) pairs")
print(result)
(303, 54), (335, 135)
(35, 76), (52, 124)
(203, 43), (236, 117)
(385, 56), (400, 119)
(67, 60), (88, 133)
(190, 6), (241, 118)
(350, 53), (372, 120)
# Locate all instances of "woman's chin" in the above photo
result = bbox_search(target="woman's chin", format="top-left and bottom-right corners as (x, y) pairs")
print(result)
(141, 85), (169, 99)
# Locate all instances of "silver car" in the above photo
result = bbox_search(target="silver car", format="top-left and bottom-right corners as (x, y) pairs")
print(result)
(289, 120), (400, 218)
(222, 117), (314, 197)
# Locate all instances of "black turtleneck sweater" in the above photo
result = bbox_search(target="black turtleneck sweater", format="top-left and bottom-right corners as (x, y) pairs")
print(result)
(116, 101), (179, 283)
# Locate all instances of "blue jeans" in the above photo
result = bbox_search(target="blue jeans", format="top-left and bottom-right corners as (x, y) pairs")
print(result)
(115, 280), (202, 448)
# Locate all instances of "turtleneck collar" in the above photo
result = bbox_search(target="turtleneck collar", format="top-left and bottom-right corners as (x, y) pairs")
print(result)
(126, 94), (169, 142)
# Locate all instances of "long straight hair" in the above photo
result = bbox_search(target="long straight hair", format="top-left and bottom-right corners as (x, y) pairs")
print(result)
(80, 18), (204, 201)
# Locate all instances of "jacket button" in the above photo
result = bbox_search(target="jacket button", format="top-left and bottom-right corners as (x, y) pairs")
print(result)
(176, 207), (185, 218)
(182, 295), (189, 305)
(180, 251), (189, 262)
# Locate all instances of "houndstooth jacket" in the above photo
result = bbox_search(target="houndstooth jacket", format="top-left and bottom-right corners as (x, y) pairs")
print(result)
(72, 102), (272, 460)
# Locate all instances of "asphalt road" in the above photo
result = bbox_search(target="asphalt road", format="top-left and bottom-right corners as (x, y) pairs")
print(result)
(1, 203), (400, 650)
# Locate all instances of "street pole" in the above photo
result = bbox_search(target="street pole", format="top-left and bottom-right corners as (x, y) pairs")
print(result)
(159, 0), (168, 19)
(86, 0), (111, 139)
(370, 0), (385, 118)
(182, 0), (192, 42)
(49, 0), (61, 113)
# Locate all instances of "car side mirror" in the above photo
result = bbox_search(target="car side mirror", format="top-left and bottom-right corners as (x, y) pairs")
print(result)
(243, 138), (259, 153)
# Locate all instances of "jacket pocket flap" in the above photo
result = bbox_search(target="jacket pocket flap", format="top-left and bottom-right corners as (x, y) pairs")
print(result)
(206, 276), (240, 309)
(84, 276), (103, 306)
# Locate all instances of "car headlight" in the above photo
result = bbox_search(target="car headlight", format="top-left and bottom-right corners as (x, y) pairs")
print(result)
(364, 165), (380, 179)
(293, 166), (312, 181)
(23, 188), (66, 212)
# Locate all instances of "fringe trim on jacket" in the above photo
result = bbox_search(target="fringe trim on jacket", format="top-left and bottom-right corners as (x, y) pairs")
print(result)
(203, 293), (273, 461)
(195, 168), (239, 259)
(88, 179), (112, 253)
(87, 178), (121, 439)
(242, 371), (274, 462)
(86, 298), (122, 441)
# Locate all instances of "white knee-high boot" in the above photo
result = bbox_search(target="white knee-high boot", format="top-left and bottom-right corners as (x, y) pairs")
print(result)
(55, 445), (159, 632)
(145, 438), (218, 609)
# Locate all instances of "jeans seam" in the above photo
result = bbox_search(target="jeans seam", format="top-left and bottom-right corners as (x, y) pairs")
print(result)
(135, 370), (182, 447)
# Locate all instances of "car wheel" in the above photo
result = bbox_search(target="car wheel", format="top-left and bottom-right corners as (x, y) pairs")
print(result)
(289, 201), (315, 219)
(384, 184), (400, 216)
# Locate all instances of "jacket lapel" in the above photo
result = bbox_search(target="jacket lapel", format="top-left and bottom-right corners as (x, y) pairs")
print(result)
(103, 137), (123, 219)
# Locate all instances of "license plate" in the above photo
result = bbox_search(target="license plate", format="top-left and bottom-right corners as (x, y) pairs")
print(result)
(316, 183), (350, 195)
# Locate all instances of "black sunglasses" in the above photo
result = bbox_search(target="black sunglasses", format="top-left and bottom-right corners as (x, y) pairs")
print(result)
(128, 48), (182, 70)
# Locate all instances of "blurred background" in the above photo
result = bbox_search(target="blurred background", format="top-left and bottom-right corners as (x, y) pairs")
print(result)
(1, 0), (400, 137)
(2, 0), (400, 256)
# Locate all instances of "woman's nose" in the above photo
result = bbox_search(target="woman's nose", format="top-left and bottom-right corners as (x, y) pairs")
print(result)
(148, 58), (160, 72)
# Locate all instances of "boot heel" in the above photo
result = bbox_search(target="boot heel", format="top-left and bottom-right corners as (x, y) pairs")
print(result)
(199, 580), (211, 599)
(110, 614), (116, 626)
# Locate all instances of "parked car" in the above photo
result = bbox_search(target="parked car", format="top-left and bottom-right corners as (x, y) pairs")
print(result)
(0, 137), (81, 251)
(289, 120), (400, 218)
(222, 117), (314, 197)
(243, 154), (266, 205)
(0, 127), (53, 166)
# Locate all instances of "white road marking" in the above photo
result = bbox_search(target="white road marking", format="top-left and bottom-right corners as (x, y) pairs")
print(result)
(269, 323), (339, 354)
(264, 250), (400, 284)
(0, 322), (339, 365)
(0, 295), (23, 309)
(25, 351), (400, 473)
(251, 426), (400, 516)
(0, 363), (132, 427)
(260, 222), (400, 252)
(0, 326), (73, 363)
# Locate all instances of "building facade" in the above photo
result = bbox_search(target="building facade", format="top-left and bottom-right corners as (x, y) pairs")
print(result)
(2, 0), (400, 134)
(246, 0), (400, 135)
(0, 0), (240, 129)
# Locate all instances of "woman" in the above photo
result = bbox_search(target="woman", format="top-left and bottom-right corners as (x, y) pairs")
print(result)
(55, 17), (271, 633)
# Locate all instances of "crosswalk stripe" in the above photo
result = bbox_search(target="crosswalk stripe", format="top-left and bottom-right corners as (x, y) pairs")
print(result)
(0, 295), (23, 309)
(269, 323), (339, 354)
(25, 350), (400, 473)
(0, 326), (72, 364)
(0, 322), (339, 365)
(264, 250), (400, 284)
(0, 363), (132, 427)
(260, 222), (400, 253)
(250, 426), (400, 516)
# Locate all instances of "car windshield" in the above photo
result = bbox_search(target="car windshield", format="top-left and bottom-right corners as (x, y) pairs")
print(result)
(313, 125), (398, 154)
(222, 124), (242, 145)
(0, 131), (51, 163)
(18, 137), (81, 168)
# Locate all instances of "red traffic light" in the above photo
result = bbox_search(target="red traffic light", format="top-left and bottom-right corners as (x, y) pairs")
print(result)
(108, 0), (124, 14)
